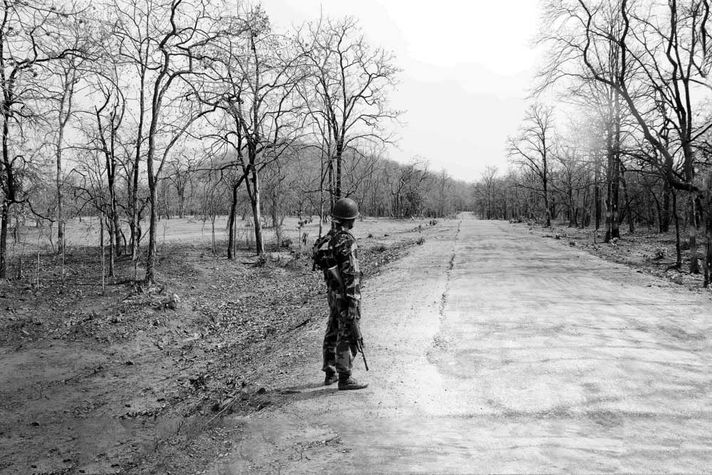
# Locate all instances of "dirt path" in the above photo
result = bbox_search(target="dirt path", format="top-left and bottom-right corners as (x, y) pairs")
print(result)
(207, 215), (712, 473)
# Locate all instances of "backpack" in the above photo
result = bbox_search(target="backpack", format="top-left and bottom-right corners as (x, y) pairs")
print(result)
(312, 232), (336, 271)
(312, 229), (350, 271)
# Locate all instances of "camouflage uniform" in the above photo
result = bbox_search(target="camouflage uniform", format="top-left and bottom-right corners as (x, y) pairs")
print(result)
(322, 226), (361, 378)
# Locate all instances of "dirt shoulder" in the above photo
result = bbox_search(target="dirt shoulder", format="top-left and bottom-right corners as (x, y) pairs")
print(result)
(0, 218), (432, 474)
(517, 221), (712, 293)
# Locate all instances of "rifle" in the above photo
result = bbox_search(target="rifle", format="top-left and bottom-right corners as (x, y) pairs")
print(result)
(326, 265), (369, 371)
(352, 323), (369, 371)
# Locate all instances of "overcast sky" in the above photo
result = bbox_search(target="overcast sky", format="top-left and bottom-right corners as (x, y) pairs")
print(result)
(261, 0), (543, 182)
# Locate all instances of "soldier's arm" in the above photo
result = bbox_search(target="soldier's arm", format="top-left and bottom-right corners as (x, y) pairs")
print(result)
(335, 234), (361, 312)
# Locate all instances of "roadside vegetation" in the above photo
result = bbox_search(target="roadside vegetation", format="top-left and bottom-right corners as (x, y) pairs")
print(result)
(473, 0), (712, 291)
(0, 216), (432, 474)
(0, 0), (472, 286)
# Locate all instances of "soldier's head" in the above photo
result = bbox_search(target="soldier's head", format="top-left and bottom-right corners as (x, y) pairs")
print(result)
(331, 197), (359, 229)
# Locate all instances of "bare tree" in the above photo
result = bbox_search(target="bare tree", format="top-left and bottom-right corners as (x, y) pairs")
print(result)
(48, 57), (80, 255)
(544, 0), (712, 271)
(111, 0), (220, 283)
(298, 16), (401, 201)
(508, 103), (557, 227)
(166, 153), (197, 218)
(0, 0), (87, 279)
(386, 157), (431, 218)
(201, 5), (305, 256)
(480, 166), (499, 220)
(91, 76), (126, 275)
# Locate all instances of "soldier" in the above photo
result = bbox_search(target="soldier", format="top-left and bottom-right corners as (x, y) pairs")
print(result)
(322, 197), (368, 390)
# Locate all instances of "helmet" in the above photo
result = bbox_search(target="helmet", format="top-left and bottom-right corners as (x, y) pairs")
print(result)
(331, 197), (359, 220)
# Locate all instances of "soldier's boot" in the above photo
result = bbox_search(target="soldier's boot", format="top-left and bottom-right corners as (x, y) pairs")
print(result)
(338, 375), (368, 391)
(324, 369), (338, 386)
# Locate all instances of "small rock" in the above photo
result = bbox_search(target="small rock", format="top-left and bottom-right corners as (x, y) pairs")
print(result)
(166, 294), (180, 310)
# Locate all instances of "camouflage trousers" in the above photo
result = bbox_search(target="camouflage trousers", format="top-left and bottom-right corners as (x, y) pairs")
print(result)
(322, 288), (359, 377)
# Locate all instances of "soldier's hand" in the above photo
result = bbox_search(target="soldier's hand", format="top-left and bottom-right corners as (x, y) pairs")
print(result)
(350, 318), (362, 342)
(347, 300), (360, 320)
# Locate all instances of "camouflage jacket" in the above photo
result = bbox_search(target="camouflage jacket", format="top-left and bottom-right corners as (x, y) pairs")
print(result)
(326, 227), (361, 307)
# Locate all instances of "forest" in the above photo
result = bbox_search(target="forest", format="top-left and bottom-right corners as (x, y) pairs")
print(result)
(0, 0), (473, 284)
(472, 0), (712, 287)
(3, 2), (712, 471)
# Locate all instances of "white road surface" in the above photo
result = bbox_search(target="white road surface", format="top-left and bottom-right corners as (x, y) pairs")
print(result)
(208, 216), (712, 473)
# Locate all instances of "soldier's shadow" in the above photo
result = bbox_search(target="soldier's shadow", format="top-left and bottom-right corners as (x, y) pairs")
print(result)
(276, 382), (339, 402)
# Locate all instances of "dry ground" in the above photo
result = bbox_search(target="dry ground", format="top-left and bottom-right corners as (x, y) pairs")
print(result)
(0, 216), (431, 474)
(525, 221), (712, 292)
(3, 215), (708, 474)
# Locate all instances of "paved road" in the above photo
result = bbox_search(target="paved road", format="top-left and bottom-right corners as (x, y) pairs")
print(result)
(209, 216), (712, 473)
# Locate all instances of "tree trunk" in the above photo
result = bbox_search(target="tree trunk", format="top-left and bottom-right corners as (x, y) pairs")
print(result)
(673, 190), (682, 268)
(227, 181), (239, 260)
(243, 152), (265, 256)
(651, 188), (662, 232)
(145, 175), (158, 283)
(542, 150), (551, 227)
(318, 146), (326, 237)
(568, 184), (576, 227)
(107, 216), (115, 278)
(144, 102), (160, 283)
(0, 107), (13, 280)
(211, 215), (216, 255)
(660, 181), (671, 232)
(250, 166), (264, 255)
(689, 193), (700, 274)
(328, 156), (335, 211)
(543, 183), (551, 227)
(612, 87), (621, 240)
(604, 131), (620, 242)
(594, 157), (602, 231)
(55, 142), (64, 255)
(55, 78), (72, 256)
(704, 172), (712, 287)
(620, 166), (634, 233)
(0, 200), (8, 279)
(55, 90), (75, 255)
(335, 138), (344, 199)
(112, 203), (121, 258)
(130, 174), (140, 261)
(177, 184), (186, 219)
(131, 69), (147, 262)
(100, 215), (105, 294)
